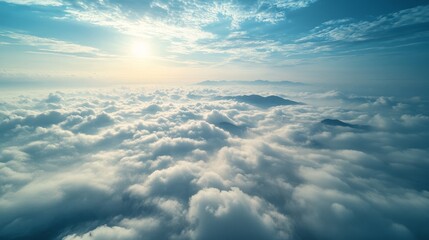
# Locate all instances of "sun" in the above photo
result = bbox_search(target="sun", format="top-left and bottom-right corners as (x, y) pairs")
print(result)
(131, 42), (150, 58)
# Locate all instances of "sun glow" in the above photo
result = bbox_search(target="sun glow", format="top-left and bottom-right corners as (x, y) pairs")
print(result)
(131, 42), (150, 58)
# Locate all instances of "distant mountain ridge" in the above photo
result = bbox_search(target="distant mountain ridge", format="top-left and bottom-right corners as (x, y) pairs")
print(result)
(224, 94), (301, 108)
(197, 80), (305, 86)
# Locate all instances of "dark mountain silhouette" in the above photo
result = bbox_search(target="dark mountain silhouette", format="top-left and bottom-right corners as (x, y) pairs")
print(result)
(225, 95), (301, 108)
(321, 119), (370, 130)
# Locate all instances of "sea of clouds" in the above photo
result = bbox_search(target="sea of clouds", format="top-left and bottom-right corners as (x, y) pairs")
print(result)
(0, 85), (428, 240)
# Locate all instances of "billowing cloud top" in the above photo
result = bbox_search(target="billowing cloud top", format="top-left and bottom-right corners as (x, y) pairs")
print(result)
(0, 85), (428, 239)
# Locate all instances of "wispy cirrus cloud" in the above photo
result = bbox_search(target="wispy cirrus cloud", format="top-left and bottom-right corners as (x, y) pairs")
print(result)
(267, 0), (317, 9)
(298, 5), (429, 43)
(1, 0), (428, 70)
(62, 0), (317, 37)
(0, 0), (62, 6)
(110, 0), (317, 28)
(56, 1), (429, 66)
(55, 0), (320, 64)
(0, 31), (105, 57)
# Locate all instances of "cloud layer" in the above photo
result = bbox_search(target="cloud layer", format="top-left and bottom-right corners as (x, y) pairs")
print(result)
(0, 86), (428, 239)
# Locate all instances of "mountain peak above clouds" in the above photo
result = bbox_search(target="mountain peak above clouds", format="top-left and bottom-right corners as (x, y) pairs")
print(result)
(321, 118), (370, 130)
(224, 95), (301, 108)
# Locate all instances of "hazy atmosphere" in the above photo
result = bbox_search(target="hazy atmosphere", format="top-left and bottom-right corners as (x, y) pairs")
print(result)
(1, 1), (429, 240)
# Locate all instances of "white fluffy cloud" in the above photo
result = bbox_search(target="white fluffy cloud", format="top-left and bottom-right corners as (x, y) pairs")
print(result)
(0, 85), (428, 239)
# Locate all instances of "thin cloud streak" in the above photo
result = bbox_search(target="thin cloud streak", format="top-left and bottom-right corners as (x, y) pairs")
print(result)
(0, 31), (102, 56)
(298, 5), (429, 43)
(0, 0), (62, 6)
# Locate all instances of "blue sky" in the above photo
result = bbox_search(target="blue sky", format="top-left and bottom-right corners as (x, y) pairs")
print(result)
(0, 0), (428, 91)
